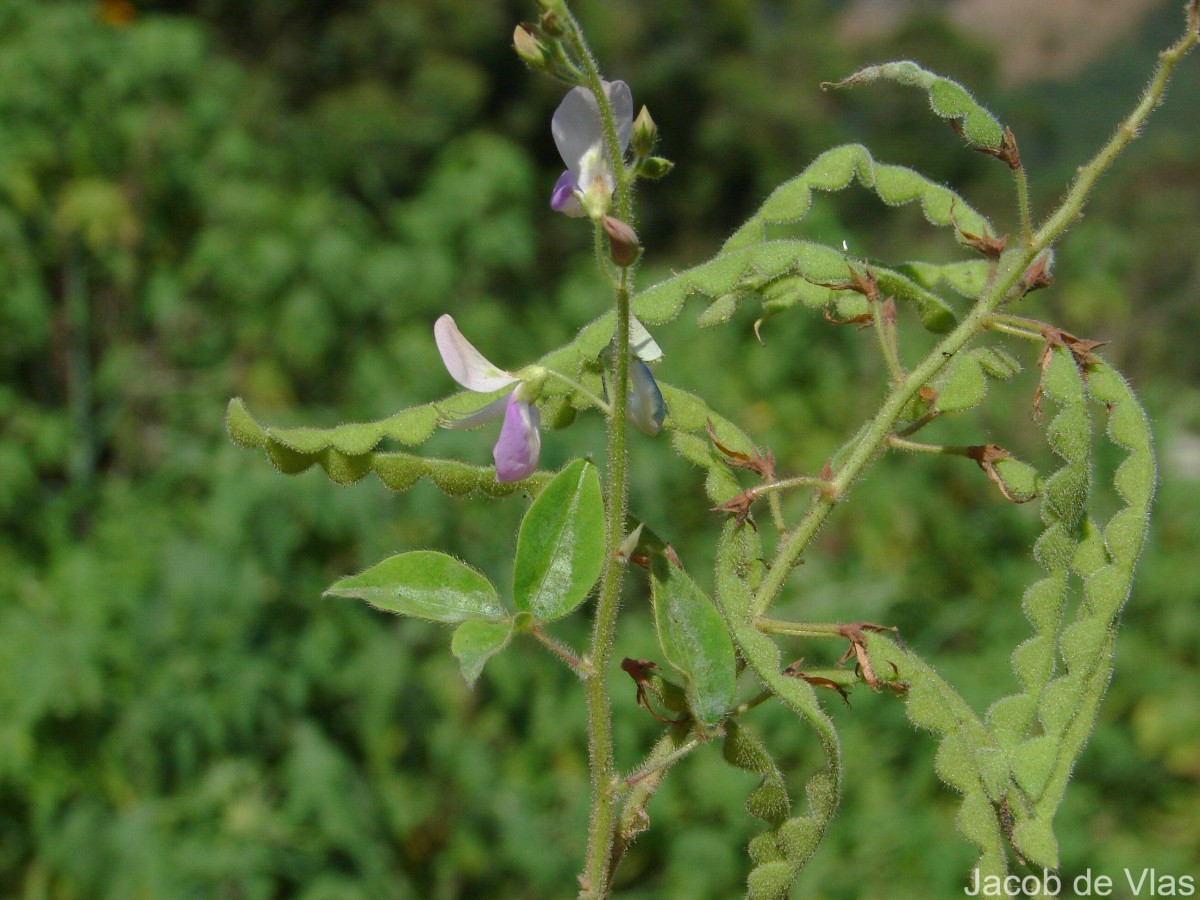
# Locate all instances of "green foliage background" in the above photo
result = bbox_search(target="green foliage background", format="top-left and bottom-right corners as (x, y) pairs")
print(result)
(1, 1), (1197, 896)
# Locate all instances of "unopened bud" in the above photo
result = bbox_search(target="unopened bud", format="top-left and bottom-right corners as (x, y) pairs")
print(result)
(539, 9), (566, 37)
(603, 216), (641, 268)
(542, 396), (578, 430)
(513, 25), (549, 68)
(631, 106), (657, 156)
(637, 156), (674, 180)
(536, 0), (569, 19)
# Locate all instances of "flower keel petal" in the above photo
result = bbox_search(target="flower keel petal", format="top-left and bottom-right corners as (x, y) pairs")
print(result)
(493, 394), (542, 482)
(550, 169), (585, 217)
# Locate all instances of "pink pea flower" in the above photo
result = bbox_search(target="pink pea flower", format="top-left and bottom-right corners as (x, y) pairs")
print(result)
(434, 314), (542, 483)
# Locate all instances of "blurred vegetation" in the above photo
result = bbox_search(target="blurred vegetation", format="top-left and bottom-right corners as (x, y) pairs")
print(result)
(1, 0), (1197, 897)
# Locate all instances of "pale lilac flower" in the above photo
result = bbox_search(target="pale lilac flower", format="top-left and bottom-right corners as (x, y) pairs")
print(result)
(550, 80), (633, 218)
(627, 358), (665, 436)
(434, 314), (542, 483)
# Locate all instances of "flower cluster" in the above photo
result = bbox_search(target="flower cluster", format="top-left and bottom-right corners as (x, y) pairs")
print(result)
(433, 78), (664, 483)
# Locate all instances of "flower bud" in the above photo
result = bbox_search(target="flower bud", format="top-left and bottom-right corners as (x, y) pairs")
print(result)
(636, 156), (674, 180)
(631, 106), (657, 156)
(536, 0), (569, 19)
(541, 395), (578, 430)
(602, 215), (641, 268)
(513, 25), (549, 69)
(539, 9), (566, 37)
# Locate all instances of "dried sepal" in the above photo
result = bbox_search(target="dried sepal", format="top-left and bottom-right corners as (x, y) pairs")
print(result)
(950, 201), (1007, 259)
(1034, 326), (1108, 417)
(705, 420), (776, 480)
(711, 488), (758, 528)
(951, 120), (1022, 170)
(782, 660), (851, 706)
(835, 622), (906, 692)
(620, 658), (685, 724)
(965, 444), (1037, 504)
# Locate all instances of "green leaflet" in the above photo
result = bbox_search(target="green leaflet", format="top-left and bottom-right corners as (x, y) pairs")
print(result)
(824, 62), (1006, 151)
(711, 523), (842, 899)
(646, 544), (737, 726)
(511, 459), (605, 622)
(326, 550), (503, 622)
(226, 397), (552, 497)
(721, 143), (993, 253)
(451, 619), (514, 687)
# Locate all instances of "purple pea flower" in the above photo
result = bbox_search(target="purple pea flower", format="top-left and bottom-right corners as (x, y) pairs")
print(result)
(550, 80), (634, 218)
(434, 314), (542, 483)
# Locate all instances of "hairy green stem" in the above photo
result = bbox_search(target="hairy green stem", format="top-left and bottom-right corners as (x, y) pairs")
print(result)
(755, 618), (844, 639)
(581, 273), (631, 899)
(1033, 9), (1197, 249)
(886, 435), (975, 457)
(1014, 165), (1034, 248)
(870, 298), (905, 385)
(766, 491), (787, 534)
(593, 222), (618, 290)
(553, 7), (642, 895)
(621, 732), (703, 790)
(605, 725), (693, 893)
(543, 367), (612, 414)
(754, 474), (835, 500)
(530, 627), (593, 678)
(751, 15), (1196, 618)
(984, 317), (1044, 343)
(729, 688), (774, 718)
(558, 4), (658, 891)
